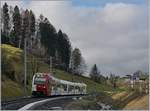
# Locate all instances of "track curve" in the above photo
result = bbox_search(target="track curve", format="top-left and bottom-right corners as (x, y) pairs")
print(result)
(1, 95), (86, 110)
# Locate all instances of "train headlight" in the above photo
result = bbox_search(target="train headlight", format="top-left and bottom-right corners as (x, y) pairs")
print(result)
(43, 86), (46, 88)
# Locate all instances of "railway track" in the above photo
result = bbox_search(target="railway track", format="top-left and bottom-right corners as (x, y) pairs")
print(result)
(1, 94), (86, 110)
(28, 96), (79, 110)
(2, 97), (44, 110)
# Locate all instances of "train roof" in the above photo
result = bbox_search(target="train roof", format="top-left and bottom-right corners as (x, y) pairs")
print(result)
(35, 72), (52, 76)
(52, 76), (87, 87)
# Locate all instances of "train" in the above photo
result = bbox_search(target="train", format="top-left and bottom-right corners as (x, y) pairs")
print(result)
(31, 73), (87, 96)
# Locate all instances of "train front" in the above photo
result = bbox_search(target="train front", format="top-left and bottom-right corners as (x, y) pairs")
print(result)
(32, 73), (52, 96)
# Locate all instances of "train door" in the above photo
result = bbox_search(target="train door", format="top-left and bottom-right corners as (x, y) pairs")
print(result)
(47, 79), (52, 96)
(64, 84), (68, 95)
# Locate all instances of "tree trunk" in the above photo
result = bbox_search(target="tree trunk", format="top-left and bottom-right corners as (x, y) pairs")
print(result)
(18, 39), (21, 48)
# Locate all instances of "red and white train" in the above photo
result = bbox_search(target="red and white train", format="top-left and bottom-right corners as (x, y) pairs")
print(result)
(32, 73), (87, 96)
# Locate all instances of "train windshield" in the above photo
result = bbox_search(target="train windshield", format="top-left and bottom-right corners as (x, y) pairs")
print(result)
(34, 77), (46, 84)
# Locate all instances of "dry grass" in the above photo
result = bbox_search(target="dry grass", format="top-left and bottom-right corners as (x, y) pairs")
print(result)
(112, 91), (127, 100)
(123, 94), (149, 110)
(111, 91), (149, 110)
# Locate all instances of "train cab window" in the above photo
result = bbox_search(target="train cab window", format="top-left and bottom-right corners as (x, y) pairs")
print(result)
(34, 77), (46, 84)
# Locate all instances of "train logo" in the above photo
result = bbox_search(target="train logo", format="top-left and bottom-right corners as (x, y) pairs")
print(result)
(32, 73), (87, 96)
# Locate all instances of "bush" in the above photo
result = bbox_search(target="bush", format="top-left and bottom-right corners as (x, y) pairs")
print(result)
(1, 33), (10, 44)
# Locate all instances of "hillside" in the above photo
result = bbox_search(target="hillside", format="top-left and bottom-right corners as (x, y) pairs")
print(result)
(1, 44), (116, 99)
(1, 44), (25, 99)
(1, 44), (149, 110)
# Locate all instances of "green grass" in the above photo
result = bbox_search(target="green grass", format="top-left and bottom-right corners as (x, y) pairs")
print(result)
(1, 78), (24, 99)
(1, 44), (24, 81)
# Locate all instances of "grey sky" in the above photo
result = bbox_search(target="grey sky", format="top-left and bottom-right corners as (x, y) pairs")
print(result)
(2, 1), (149, 76)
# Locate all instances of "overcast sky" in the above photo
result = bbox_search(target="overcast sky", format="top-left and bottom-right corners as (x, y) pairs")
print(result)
(1, 0), (149, 76)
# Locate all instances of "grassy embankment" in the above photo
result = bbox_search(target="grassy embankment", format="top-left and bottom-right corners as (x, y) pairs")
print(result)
(111, 91), (149, 110)
(1, 44), (149, 110)
(1, 44), (119, 99)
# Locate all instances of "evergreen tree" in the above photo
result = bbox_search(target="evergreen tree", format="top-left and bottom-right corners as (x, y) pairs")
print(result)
(2, 3), (10, 39)
(62, 33), (71, 70)
(90, 64), (100, 81)
(29, 10), (35, 47)
(57, 29), (64, 61)
(71, 48), (82, 74)
(13, 5), (21, 47)
(21, 9), (30, 48)
(39, 17), (57, 56)
(57, 30), (71, 70)
(29, 10), (35, 36)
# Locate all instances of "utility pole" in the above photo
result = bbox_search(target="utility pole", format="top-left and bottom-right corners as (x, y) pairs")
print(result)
(50, 56), (52, 73)
(24, 38), (27, 96)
